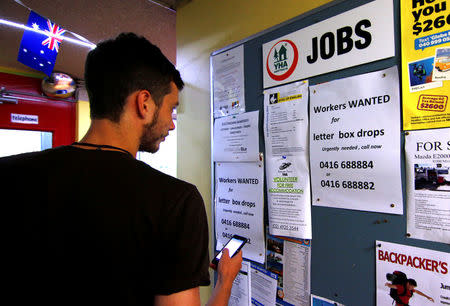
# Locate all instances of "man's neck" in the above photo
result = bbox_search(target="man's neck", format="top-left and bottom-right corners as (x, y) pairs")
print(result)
(80, 119), (140, 157)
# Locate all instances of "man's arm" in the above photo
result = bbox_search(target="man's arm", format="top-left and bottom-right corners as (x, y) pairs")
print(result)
(154, 248), (242, 306)
(154, 287), (201, 306)
(414, 289), (434, 302)
(206, 248), (243, 306)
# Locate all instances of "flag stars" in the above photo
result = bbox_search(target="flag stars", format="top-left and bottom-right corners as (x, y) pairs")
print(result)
(40, 50), (44, 54)
(32, 23), (39, 30)
(23, 48), (28, 52)
(39, 63), (44, 67)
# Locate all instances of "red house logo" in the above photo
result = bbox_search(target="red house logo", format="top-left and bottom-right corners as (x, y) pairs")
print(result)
(266, 40), (299, 81)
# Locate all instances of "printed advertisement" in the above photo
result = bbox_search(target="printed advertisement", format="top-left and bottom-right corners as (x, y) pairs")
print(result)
(405, 128), (450, 244)
(212, 45), (245, 118)
(264, 81), (309, 157)
(266, 155), (312, 239)
(311, 295), (345, 306)
(401, 0), (450, 130)
(262, 0), (394, 88)
(266, 233), (311, 306)
(213, 111), (260, 162)
(251, 263), (278, 306)
(376, 240), (449, 306)
(215, 161), (265, 263)
(309, 66), (403, 214)
(229, 261), (251, 306)
(264, 81), (311, 239)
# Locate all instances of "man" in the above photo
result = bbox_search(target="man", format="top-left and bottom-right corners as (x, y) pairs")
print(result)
(1, 33), (241, 305)
(385, 279), (434, 305)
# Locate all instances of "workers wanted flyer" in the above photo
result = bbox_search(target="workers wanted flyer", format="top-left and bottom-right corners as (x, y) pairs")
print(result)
(266, 233), (311, 306)
(215, 161), (265, 263)
(405, 128), (450, 244)
(376, 240), (449, 306)
(213, 110), (259, 162)
(309, 66), (403, 214)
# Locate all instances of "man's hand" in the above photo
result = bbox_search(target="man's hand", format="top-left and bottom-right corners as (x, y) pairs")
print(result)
(206, 248), (243, 306)
(217, 248), (243, 286)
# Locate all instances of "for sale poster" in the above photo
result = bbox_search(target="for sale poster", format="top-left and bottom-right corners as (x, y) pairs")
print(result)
(376, 240), (449, 306)
(401, 0), (450, 130)
(405, 128), (450, 244)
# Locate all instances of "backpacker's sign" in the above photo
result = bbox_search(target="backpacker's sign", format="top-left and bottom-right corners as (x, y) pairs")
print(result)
(376, 240), (449, 306)
(262, 0), (395, 88)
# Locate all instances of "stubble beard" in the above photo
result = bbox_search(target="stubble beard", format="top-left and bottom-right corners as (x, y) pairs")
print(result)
(138, 107), (162, 154)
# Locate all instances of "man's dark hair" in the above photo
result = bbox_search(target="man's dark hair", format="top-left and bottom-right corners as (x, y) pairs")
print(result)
(84, 32), (184, 122)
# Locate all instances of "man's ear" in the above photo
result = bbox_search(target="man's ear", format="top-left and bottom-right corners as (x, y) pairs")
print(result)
(136, 90), (156, 120)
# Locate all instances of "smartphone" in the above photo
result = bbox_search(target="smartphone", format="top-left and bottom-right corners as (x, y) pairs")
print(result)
(211, 235), (247, 267)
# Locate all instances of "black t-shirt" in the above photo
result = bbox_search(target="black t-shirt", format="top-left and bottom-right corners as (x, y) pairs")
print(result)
(1, 146), (210, 305)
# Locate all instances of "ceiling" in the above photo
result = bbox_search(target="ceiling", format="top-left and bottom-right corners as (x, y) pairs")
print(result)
(0, 0), (189, 80)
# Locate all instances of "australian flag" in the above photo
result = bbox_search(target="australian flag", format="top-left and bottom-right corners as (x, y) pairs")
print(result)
(17, 11), (65, 76)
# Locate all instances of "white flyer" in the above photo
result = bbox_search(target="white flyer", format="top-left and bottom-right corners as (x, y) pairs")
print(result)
(266, 155), (311, 239)
(229, 261), (251, 306)
(309, 66), (403, 214)
(215, 161), (265, 264)
(251, 263), (278, 306)
(264, 81), (311, 239)
(376, 240), (449, 306)
(213, 111), (259, 162)
(212, 45), (245, 118)
(266, 234), (311, 306)
(264, 81), (309, 156)
(405, 128), (450, 244)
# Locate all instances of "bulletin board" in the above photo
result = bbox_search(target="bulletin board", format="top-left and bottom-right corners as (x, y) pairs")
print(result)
(210, 0), (450, 305)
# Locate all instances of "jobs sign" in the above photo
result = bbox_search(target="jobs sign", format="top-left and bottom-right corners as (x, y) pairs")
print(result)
(262, 0), (395, 88)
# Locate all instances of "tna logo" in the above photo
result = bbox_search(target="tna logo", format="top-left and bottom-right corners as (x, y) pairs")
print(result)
(266, 40), (298, 81)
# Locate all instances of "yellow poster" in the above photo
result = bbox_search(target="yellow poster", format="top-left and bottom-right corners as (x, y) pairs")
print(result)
(401, 0), (450, 130)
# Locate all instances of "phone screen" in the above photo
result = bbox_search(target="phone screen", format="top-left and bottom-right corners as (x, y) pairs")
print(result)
(215, 237), (246, 261)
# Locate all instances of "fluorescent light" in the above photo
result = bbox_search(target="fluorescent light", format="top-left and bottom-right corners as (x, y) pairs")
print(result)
(0, 18), (96, 49)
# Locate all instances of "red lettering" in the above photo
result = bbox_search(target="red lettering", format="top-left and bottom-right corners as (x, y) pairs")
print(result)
(413, 257), (421, 268)
(426, 259), (432, 271)
(406, 256), (413, 267)
(441, 262), (448, 274)
(378, 250), (384, 260)
(420, 257), (427, 270)
(431, 260), (438, 273)
(390, 252), (397, 263)
(400, 254), (407, 265)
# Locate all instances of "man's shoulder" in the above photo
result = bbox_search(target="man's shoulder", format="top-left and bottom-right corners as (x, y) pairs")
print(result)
(134, 159), (197, 193)
(0, 147), (60, 167)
